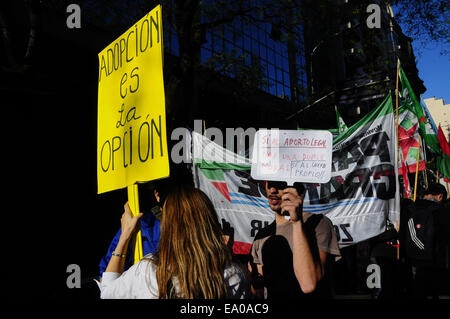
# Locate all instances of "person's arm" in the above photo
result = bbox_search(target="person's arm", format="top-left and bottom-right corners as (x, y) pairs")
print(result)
(282, 188), (317, 293)
(316, 250), (327, 281)
(314, 216), (342, 281)
(290, 219), (317, 293)
(248, 239), (266, 298)
(104, 202), (143, 275)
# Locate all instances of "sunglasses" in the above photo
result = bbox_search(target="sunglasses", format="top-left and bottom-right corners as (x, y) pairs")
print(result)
(266, 181), (306, 196)
(267, 181), (288, 190)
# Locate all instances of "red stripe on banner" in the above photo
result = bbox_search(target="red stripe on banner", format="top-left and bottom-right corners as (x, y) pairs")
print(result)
(401, 160), (411, 198)
(232, 241), (252, 255)
(438, 125), (450, 156)
(211, 182), (231, 202)
(398, 160), (426, 174)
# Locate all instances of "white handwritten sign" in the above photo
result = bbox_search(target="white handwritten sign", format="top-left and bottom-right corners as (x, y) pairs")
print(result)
(250, 130), (333, 184)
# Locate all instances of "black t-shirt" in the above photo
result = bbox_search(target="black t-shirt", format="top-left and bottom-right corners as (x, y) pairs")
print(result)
(251, 215), (337, 299)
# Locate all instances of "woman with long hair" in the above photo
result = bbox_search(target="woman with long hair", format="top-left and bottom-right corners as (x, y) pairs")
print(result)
(100, 185), (249, 299)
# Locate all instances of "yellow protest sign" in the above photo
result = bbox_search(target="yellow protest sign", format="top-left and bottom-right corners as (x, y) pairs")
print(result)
(97, 5), (169, 194)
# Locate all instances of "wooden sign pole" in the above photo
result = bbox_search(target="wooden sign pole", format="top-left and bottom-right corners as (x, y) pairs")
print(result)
(127, 184), (143, 264)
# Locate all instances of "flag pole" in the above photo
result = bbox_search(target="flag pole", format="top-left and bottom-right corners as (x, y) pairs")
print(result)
(413, 135), (422, 201)
(421, 128), (429, 189)
(395, 60), (402, 262)
(421, 135), (428, 190)
(434, 123), (442, 186)
(395, 219), (400, 260)
(396, 59), (400, 164)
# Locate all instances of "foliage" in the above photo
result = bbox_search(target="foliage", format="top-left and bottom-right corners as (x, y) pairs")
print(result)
(388, 0), (449, 56)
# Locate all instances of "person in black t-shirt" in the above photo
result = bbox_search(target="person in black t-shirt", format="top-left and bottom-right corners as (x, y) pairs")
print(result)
(249, 181), (340, 299)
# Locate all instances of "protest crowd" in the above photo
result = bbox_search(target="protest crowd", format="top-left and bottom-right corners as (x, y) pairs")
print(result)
(96, 168), (450, 299)
(2, 1), (449, 306)
(96, 55), (450, 300)
(96, 75), (450, 299)
(93, 4), (450, 301)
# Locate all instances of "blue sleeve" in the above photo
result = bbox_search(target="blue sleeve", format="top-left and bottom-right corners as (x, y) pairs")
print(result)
(98, 229), (134, 279)
(98, 212), (161, 279)
(140, 213), (160, 255)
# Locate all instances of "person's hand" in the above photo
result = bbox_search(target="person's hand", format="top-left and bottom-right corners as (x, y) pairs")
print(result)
(120, 202), (143, 241)
(280, 187), (303, 222)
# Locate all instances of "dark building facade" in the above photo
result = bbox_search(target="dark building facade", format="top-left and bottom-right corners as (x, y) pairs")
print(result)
(297, 0), (426, 129)
(163, 0), (309, 131)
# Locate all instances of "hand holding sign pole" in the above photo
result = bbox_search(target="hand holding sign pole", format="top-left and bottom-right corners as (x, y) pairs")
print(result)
(97, 5), (169, 263)
(127, 184), (143, 263)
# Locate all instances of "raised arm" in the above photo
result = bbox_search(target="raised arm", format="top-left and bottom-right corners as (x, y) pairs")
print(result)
(281, 188), (317, 293)
(104, 202), (143, 275)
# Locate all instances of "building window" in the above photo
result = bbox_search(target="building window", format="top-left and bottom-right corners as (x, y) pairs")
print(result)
(163, 6), (307, 102)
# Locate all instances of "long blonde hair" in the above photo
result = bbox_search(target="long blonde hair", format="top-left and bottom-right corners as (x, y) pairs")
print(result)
(151, 185), (233, 299)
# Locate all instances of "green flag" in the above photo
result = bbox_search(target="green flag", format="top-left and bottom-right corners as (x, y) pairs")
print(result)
(398, 104), (426, 172)
(335, 106), (348, 134)
(437, 154), (450, 181)
(399, 66), (440, 153)
(437, 125), (450, 181)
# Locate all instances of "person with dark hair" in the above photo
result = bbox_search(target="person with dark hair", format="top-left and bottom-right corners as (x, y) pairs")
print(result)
(403, 182), (450, 299)
(99, 185), (249, 299)
(249, 181), (340, 299)
(423, 182), (448, 203)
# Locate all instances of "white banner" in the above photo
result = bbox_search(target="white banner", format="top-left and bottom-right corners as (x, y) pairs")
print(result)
(301, 95), (400, 247)
(196, 167), (273, 254)
(193, 95), (400, 251)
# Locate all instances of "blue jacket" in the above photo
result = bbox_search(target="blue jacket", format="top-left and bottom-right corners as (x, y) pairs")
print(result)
(98, 209), (161, 278)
